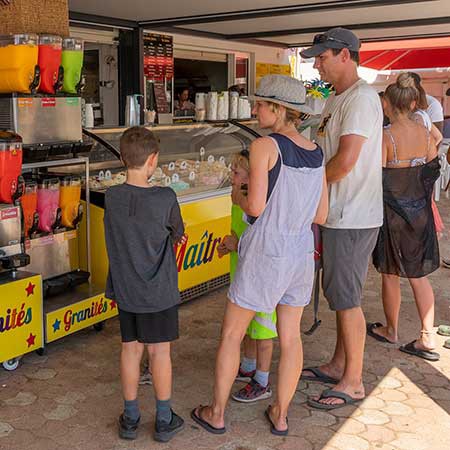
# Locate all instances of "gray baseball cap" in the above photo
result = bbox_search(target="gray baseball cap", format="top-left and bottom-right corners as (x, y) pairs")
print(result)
(300, 27), (360, 58)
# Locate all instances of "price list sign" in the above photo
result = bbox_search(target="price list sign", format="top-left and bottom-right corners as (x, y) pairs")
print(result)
(143, 33), (174, 82)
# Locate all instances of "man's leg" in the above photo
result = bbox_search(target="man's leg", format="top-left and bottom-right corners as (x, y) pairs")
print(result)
(302, 228), (346, 382)
(269, 304), (304, 431)
(309, 228), (378, 406)
(193, 300), (255, 429)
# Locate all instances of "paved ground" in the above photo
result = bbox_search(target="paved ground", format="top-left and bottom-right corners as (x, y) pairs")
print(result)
(2, 200), (450, 450)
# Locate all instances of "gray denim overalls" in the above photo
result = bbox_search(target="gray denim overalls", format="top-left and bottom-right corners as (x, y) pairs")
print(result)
(228, 135), (324, 313)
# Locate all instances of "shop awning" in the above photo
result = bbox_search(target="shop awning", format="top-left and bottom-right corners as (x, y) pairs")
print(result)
(68, 0), (450, 48)
(360, 37), (450, 70)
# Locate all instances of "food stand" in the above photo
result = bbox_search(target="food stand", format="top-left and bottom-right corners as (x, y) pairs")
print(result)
(77, 120), (262, 299)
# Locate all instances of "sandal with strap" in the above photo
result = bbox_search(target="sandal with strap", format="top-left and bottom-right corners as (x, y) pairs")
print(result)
(400, 339), (440, 362)
(307, 389), (364, 411)
(301, 367), (339, 385)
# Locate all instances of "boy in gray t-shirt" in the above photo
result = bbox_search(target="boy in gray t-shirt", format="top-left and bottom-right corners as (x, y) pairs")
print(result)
(104, 127), (185, 443)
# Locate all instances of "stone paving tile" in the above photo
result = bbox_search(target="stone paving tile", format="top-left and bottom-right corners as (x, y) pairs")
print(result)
(1, 200), (450, 449)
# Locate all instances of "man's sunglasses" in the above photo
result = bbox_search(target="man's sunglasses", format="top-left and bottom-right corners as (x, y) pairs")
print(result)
(313, 34), (350, 48)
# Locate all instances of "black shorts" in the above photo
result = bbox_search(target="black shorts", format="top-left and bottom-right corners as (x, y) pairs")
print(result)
(118, 305), (179, 344)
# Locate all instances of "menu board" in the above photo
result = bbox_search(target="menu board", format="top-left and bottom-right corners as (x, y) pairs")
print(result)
(143, 33), (174, 82)
(153, 81), (170, 114)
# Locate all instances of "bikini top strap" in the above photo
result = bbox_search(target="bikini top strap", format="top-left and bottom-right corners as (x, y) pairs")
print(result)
(385, 127), (399, 164)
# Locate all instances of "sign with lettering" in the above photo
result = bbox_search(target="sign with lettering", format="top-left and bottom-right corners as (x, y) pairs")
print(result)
(46, 293), (118, 343)
(0, 274), (43, 363)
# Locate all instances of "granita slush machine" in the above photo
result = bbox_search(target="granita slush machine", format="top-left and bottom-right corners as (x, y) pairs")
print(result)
(0, 35), (87, 162)
(0, 131), (29, 273)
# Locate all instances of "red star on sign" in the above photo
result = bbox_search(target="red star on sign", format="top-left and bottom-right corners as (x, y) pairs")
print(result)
(26, 333), (36, 348)
(25, 282), (35, 297)
(110, 300), (117, 310)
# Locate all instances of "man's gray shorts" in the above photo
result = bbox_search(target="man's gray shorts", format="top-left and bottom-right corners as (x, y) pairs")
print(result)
(321, 227), (379, 311)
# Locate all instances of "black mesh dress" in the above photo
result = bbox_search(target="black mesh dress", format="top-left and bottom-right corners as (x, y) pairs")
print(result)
(373, 157), (441, 278)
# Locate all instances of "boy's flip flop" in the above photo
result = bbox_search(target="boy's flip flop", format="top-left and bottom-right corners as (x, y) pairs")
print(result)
(264, 406), (288, 436)
(301, 367), (339, 385)
(307, 389), (364, 411)
(366, 322), (396, 344)
(190, 406), (226, 435)
(399, 340), (440, 361)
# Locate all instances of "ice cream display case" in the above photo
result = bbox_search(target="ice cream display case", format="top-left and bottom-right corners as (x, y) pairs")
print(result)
(74, 121), (262, 301)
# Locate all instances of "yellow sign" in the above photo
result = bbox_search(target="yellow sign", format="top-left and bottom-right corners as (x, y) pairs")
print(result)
(256, 63), (270, 77)
(176, 196), (231, 291)
(81, 195), (232, 295)
(46, 293), (118, 343)
(0, 274), (43, 363)
(256, 63), (291, 87)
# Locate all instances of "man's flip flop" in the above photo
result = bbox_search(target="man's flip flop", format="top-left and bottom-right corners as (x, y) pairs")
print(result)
(264, 406), (288, 436)
(366, 322), (396, 344)
(190, 406), (226, 435)
(307, 389), (364, 411)
(399, 340), (440, 362)
(301, 367), (339, 385)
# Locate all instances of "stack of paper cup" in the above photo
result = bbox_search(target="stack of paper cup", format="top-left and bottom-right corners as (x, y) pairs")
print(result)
(229, 92), (239, 119)
(217, 91), (229, 120)
(238, 97), (251, 119)
(195, 92), (207, 110)
(206, 91), (218, 121)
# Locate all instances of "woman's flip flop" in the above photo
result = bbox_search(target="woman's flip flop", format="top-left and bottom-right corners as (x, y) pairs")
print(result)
(399, 340), (440, 361)
(190, 406), (226, 435)
(264, 406), (288, 436)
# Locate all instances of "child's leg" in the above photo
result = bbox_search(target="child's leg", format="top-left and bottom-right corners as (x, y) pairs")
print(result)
(256, 339), (273, 372)
(243, 335), (257, 360)
(251, 338), (273, 389)
(121, 341), (145, 420)
(147, 342), (172, 423)
(239, 335), (257, 376)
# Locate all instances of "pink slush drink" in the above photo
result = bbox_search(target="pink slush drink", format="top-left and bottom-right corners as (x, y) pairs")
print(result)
(37, 180), (60, 232)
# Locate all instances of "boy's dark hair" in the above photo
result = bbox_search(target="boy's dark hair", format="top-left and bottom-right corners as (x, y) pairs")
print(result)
(331, 48), (360, 65)
(120, 127), (159, 169)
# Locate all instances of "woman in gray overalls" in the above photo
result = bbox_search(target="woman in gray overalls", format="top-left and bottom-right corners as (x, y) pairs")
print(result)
(192, 75), (328, 436)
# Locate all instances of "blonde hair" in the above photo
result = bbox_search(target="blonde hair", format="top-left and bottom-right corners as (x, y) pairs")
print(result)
(384, 73), (419, 114)
(268, 102), (301, 125)
(231, 151), (249, 172)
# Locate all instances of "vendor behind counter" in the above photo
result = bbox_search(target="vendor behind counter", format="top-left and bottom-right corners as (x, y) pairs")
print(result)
(174, 88), (195, 117)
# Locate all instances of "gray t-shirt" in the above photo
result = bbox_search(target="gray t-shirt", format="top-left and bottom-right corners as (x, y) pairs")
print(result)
(104, 183), (184, 313)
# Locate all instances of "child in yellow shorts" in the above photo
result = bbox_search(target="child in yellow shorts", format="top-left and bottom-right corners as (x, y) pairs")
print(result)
(218, 149), (277, 402)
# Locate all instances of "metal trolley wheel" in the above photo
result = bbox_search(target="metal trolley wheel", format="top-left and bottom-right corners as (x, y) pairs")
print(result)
(2, 357), (21, 371)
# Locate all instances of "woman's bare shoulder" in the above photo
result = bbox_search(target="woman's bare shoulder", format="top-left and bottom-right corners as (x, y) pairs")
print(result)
(251, 136), (277, 151)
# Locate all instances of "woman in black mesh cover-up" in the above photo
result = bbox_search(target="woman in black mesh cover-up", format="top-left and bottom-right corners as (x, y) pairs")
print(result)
(369, 73), (440, 361)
